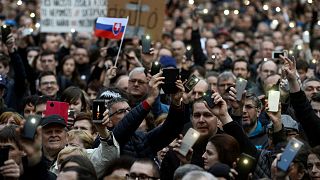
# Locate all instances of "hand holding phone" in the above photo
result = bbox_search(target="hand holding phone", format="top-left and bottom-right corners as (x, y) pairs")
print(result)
(236, 153), (257, 180)
(1, 25), (11, 43)
(0, 146), (9, 167)
(203, 91), (215, 108)
(150, 61), (161, 76)
(141, 35), (151, 54)
(21, 115), (42, 140)
(184, 74), (200, 93)
(92, 99), (107, 123)
(235, 78), (247, 101)
(272, 50), (288, 59)
(162, 68), (179, 94)
(277, 138), (304, 172)
(178, 128), (200, 157)
(268, 90), (280, 112)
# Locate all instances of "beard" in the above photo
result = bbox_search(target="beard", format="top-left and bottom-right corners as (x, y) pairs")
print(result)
(242, 118), (257, 133)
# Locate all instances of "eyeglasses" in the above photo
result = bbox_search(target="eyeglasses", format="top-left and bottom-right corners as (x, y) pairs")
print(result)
(243, 104), (257, 110)
(129, 79), (147, 85)
(109, 107), (131, 118)
(126, 173), (159, 180)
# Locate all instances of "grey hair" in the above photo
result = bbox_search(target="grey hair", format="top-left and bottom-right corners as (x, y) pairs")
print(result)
(217, 71), (236, 85)
(182, 170), (218, 180)
(128, 67), (145, 79)
(174, 164), (203, 180)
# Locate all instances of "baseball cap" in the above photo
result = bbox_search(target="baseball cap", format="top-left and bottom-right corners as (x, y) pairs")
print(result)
(268, 114), (299, 132)
(41, 114), (66, 128)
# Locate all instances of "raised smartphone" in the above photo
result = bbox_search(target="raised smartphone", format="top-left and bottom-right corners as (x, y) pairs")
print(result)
(45, 101), (69, 123)
(1, 25), (11, 43)
(272, 50), (288, 59)
(0, 146), (9, 167)
(150, 61), (161, 76)
(184, 74), (200, 93)
(21, 115), (42, 140)
(268, 90), (280, 112)
(277, 138), (304, 172)
(236, 78), (247, 101)
(236, 153), (257, 180)
(162, 68), (179, 94)
(203, 91), (215, 108)
(178, 128), (200, 157)
(92, 99), (107, 123)
(141, 35), (151, 54)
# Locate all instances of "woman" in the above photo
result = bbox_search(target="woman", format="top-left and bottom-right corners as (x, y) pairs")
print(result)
(0, 112), (23, 127)
(60, 86), (91, 113)
(202, 134), (240, 170)
(58, 55), (85, 91)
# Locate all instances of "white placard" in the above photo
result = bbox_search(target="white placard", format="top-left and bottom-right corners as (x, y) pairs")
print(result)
(40, 0), (107, 33)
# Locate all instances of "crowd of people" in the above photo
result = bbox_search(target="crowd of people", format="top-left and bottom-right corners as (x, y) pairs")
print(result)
(0, 0), (320, 179)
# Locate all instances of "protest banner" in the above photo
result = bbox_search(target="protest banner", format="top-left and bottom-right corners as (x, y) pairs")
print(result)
(107, 0), (165, 41)
(40, 0), (107, 33)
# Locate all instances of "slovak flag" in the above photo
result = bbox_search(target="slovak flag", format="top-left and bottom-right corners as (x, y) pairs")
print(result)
(95, 17), (128, 40)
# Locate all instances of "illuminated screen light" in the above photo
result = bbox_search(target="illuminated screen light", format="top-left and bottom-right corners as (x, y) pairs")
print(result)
(275, 7), (281, 12)
(30, 13), (36, 18)
(224, 10), (230, 15)
(234, 10), (239, 15)
(203, 9), (208, 14)
(188, 0), (194, 5)
(289, 22), (295, 28)
(17, 0), (22, 6)
(263, 4), (269, 11)
(35, 23), (40, 28)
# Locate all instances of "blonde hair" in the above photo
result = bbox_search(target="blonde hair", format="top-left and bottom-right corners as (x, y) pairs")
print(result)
(0, 112), (23, 126)
(57, 146), (87, 166)
(67, 129), (94, 149)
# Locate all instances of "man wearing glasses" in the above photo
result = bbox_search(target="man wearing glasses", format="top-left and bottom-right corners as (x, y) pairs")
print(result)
(38, 71), (59, 99)
(126, 158), (160, 180)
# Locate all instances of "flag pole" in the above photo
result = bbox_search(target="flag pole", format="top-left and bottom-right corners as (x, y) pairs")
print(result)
(114, 16), (129, 67)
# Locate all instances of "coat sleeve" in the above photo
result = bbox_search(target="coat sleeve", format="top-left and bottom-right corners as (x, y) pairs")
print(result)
(145, 103), (186, 154)
(191, 29), (207, 66)
(112, 101), (151, 145)
(290, 90), (320, 146)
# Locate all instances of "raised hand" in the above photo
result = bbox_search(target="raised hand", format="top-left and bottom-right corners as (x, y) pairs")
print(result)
(146, 71), (165, 105)
(171, 79), (185, 106)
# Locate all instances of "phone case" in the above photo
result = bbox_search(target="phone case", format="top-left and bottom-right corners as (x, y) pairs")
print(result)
(141, 35), (151, 54)
(203, 91), (215, 108)
(45, 101), (69, 123)
(277, 138), (304, 171)
(1, 25), (11, 43)
(236, 78), (247, 101)
(178, 128), (200, 156)
(92, 100), (107, 123)
(162, 68), (179, 94)
(236, 153), (257, 179)
(21, 115), (41, 140)
(0, 146), (9, 167)
(184, 74), (200, 93)
(150, 61), (161, 76)
(268, 91), (280, 112)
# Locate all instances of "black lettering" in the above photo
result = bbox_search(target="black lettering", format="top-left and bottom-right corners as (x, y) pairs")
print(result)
(44, 0), (51, 6)
(147, 9), (157, 29)
(42, 19), (54, 26)
(53, 0), (71, 6)
(56, 19), (69, 26)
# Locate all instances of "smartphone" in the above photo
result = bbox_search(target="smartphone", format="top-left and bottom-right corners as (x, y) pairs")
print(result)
(141, 35), (151, 54)
(184, 74), (200, 93)
(178, 128), (200, 156)
(68, 109), (75, 119)
(236, 78), (247, 101)
(203, 91), (215, 108)
(268, 90), (280, 112)
(0, 146), (9, 167)
(272, 50), (288, 59)
(162, 68), (179, 94)
(277, 138), (304, 172)
(92, 99), (107, 123)
(21, 115), (42, 140)
(150, 61), (161, 76)
(45, 101), (69, 123)
(236, 153), (257, 180)
(1, 25), (11, 43)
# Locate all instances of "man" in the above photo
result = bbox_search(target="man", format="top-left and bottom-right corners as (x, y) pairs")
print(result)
(127, 67), (168, 118)
(232, 59), (250, 79)
(260, 40), (274, 59)
(41, 114), (68, 168)
(160, 94), (257, 179)
(40, 51), (58, 74)
(311, 92), (320, 118)
(242, 94), (268, 149)
(41, 34), (59, 53)
(38, 71), (60, 98)
(73, 112), (97, 138)
(127, 158), (160, 180)
(190, 80), (209, 102)
(296, 60), (309, 83)
(217, 71), (236, 100)
(35, 95), (53, 117)
(302, 78), (320, 100)
(22, 95), (39, 118)
(253, 60), (278, 97)
(172, 40), (186, 68)
(74, 47), (91, 81)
